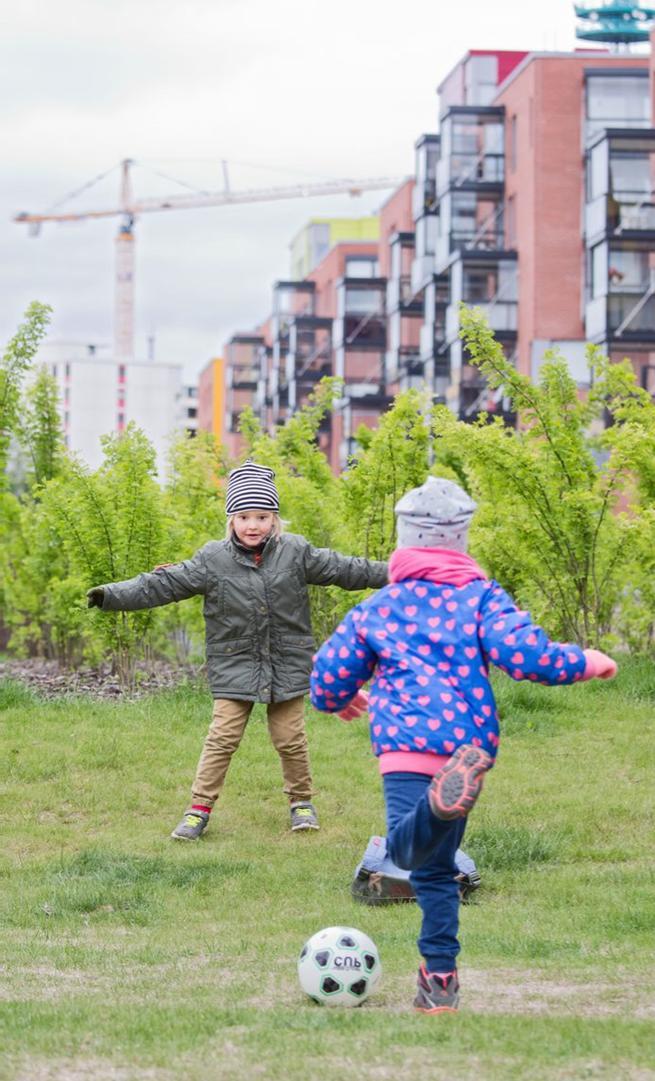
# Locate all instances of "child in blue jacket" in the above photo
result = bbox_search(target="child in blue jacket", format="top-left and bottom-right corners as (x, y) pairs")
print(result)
(310, 476), (617, 1013)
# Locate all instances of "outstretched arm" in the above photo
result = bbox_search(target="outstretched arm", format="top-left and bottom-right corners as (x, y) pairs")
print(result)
(310, 606), (378, 712)
(479, 582), (608, 685)
(88, 548), (207, 612)
(303, 542), (387, 591)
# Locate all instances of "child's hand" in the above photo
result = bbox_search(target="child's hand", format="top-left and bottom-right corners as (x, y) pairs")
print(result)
(87, 587), (105, 609)
(582, 648), (618, 680)
(338, 689), (369, 722)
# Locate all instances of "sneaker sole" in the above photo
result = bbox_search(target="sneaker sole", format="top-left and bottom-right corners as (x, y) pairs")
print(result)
(414, 1004), (458, 1014)
(170, 832), (203, 841)
(429, 744), (492, 820)
(291, 822), (320, 831)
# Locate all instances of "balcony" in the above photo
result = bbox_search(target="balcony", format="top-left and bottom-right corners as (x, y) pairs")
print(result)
(230, 364), (260, 390)
(436, 106), (505, 198)
(587, 290), (655, 342)
(335, 279), (387, 351)
(586, 130), (655, 244)
(286, 316), (333, 386)
(413, 134), (440, 220)
(225, 335), (265, 390)
(436, 190), (505, 271)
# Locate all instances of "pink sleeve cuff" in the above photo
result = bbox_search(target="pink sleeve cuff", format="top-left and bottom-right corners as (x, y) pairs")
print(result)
(580, 656), (598, 682)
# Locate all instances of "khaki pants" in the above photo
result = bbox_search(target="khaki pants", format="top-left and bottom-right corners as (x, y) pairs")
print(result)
(191, 697), (312, 807)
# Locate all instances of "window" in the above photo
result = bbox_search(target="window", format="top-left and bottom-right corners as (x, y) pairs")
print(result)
(51, 364), (58, 378)
(509, 116), (517, 172)
(607, 248), (649, 291)
(65, 363), (71, 379)
(507, 194), (516, 247)
(118, 364), (126, 384)
(609, 154), (652, 196)
(586, 74), (650, 141)
(345, 287), (384, 314)
(345, 257), (379, 278)
(463, 267), (498, 302)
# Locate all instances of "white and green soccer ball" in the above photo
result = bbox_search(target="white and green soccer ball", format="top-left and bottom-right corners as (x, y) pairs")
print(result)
(297, 926), (382, 1006)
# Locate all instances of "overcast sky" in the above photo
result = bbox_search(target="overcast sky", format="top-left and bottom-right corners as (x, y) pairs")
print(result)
(3, 0), (583, 381)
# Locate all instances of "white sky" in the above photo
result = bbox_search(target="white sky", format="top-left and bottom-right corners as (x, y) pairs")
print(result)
(2, 0), (582, 381)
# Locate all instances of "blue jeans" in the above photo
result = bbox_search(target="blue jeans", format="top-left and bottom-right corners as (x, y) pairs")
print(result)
(383, 772), (467, 973)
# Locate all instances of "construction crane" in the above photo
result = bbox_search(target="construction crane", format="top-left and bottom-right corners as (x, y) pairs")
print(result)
(14, 158), (403, 361)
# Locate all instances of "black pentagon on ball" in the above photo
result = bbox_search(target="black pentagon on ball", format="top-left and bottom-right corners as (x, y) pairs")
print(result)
(321, 976), (341, 994)
(299, 944), (309, 960)
(338, 935), (356, 948)
(315, 950), (330, 968)
(349, 978), (368, 997)
(363, 953), (376, 971)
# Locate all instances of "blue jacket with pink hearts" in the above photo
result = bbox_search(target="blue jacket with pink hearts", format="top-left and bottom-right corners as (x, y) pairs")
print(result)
(310, 572), (586, 764)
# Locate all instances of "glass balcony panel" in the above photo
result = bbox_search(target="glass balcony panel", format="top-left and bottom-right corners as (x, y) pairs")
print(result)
(608, 293), (655, 334)
(615, 199), (655, 231)
(343, 315), (386, 348)
(345, 257), (379, 277)
(610, 154), (652, 195)
(412, 255), (435, 294)
(585, 75), (650, 143)
(231, 365), (260, 386)
(608, 248), (650, 291)
(415, 215), (438, 259)
(586, 296), (608, 338)
(586, 195), (608, 239)
(588, 140), (609, 200)
(344, 287), (385, 314)
(273, 284), (315, 317)
(450, 153), (504, 185)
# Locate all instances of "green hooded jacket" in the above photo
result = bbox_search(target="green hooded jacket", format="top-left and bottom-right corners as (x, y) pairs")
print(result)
(100, 533), (387, 702)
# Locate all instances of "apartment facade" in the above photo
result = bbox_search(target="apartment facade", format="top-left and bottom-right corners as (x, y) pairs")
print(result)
(40, 341), (187, 473)
(210, 37), (655, 469)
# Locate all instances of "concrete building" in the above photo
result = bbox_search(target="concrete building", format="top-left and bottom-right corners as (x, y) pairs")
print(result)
(39, 341), (185, 473)
(290, 217), (380, 279)
(209, 33), (655, 469)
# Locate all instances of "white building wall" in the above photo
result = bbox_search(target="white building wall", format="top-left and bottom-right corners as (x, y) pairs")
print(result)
(38, 341), (184, 474)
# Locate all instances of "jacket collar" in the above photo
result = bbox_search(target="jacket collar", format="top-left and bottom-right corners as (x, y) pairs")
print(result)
(229, 532), (276, 567)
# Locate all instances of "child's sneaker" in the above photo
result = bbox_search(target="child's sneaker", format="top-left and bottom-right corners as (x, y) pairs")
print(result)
(290, 801), (320, 831)
(170, 809), (210, 841)
(429, 744), (492, 820)
(413, 964), (460, 1013)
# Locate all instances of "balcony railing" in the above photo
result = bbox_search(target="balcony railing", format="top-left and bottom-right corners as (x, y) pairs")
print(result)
(341, 314), (386, 349)
(388, 274), (423, 314)
(230, 365), (260, 389)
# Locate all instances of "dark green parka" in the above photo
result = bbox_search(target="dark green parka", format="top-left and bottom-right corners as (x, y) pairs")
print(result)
(100, 533), (387, 703)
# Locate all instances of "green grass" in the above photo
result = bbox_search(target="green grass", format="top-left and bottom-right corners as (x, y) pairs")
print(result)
(0, 662), (654, 1080)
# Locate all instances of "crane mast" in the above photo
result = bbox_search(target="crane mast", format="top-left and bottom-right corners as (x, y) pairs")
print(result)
(15, 159), (403, 361)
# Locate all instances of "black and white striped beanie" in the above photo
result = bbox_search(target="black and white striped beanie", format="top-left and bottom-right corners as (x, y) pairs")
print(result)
(225, 460), (279, 514)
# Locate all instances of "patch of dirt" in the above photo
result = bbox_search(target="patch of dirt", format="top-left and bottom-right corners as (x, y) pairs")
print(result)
(460, 965), (655, 1019)
(0, 658), (203, 699)
(10, 1060), (174, 1081)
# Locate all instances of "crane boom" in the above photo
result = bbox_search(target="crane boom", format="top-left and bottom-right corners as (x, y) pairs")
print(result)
(13, 159), (404, 361)
(14, 176), (403, 225)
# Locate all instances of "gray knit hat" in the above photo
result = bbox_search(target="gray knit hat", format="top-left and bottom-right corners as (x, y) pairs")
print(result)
(226, 460), (279, 514)
(394, 476), (477, 551)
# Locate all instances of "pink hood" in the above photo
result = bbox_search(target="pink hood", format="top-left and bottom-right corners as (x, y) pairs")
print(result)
(389, 547), (487, 588)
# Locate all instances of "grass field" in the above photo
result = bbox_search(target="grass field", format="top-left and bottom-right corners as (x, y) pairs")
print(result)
(0, 661), (654, 1081)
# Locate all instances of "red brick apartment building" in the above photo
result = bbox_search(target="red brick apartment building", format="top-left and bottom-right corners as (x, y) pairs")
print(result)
(199, 37), (655, 469)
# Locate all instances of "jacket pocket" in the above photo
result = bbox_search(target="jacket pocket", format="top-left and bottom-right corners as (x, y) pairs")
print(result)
(206, 636), (256, 693)
(278, 634), (315, 690)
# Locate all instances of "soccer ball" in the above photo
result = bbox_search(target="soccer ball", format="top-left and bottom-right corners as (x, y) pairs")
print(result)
(297, 925), (382, 1006)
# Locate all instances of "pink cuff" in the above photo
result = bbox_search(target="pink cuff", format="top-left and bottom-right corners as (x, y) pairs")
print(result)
(580, 657), (598, 682)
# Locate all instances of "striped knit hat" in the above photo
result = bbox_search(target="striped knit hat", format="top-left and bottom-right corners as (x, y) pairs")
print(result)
(225, 460), (280, 514)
